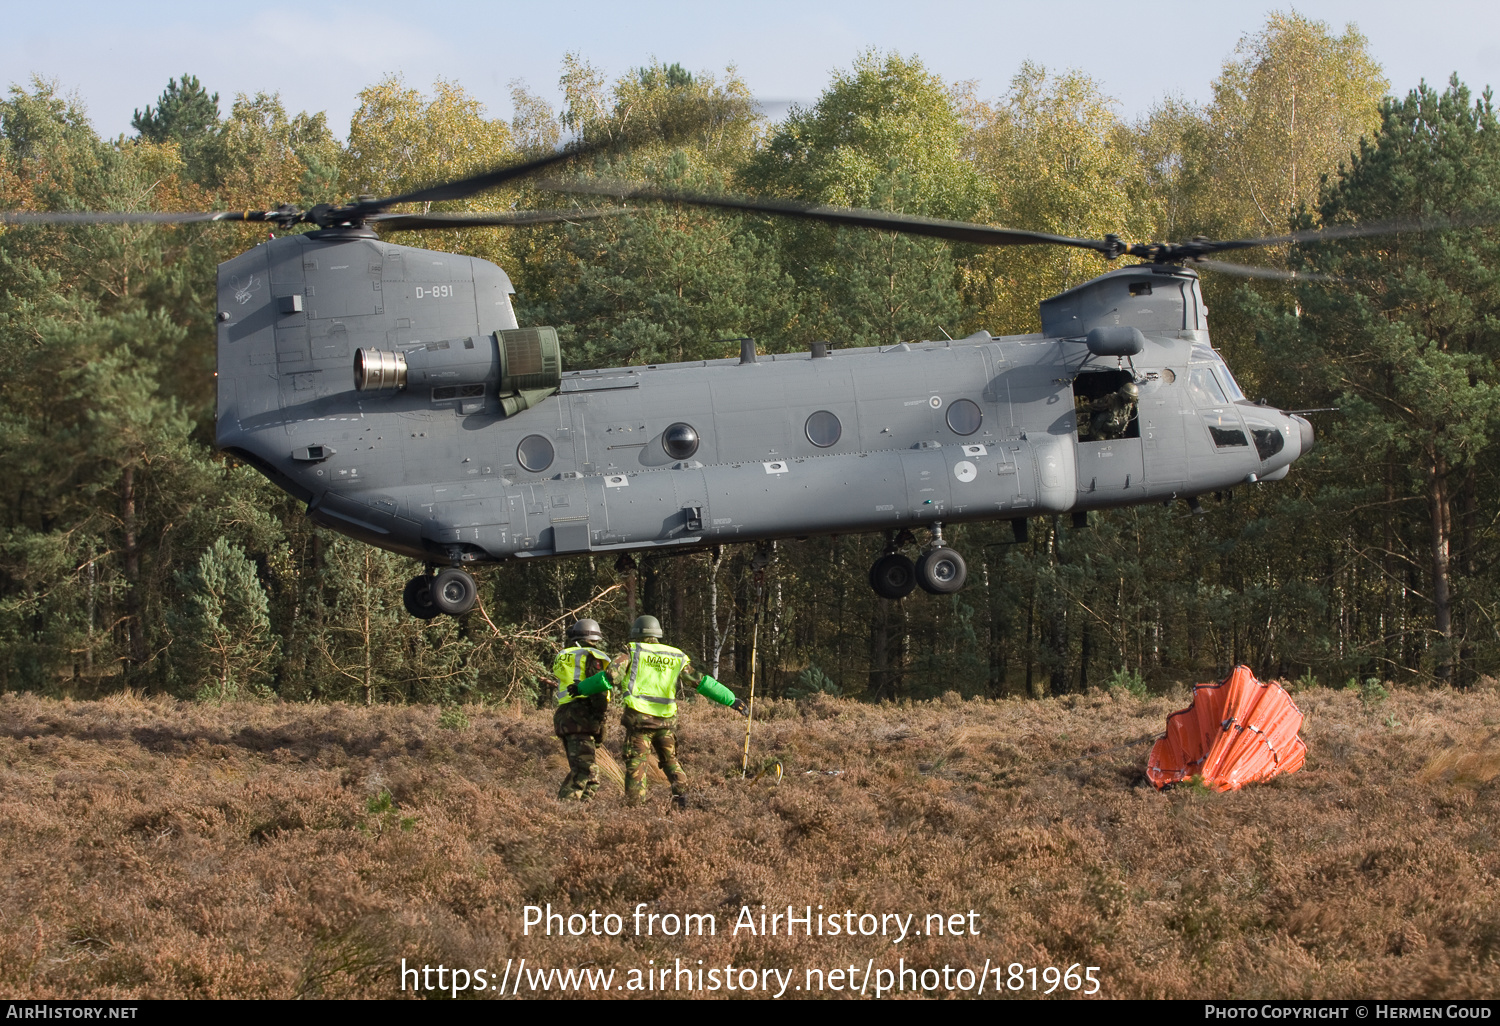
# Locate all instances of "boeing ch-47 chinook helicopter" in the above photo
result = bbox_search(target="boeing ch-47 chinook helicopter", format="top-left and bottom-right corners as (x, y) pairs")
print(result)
(9, 142), (1344, 620)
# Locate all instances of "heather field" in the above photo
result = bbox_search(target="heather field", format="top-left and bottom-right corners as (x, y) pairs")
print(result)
(0, 684), (1496, 1001)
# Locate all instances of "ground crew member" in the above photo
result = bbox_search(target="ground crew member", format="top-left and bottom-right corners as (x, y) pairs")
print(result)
(1090, 380), (1140, 439)
(551, 618), (612, 802)
(568, 614), (746, 809)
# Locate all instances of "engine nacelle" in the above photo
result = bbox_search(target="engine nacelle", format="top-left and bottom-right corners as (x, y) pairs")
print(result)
(354, 327), (561, 406)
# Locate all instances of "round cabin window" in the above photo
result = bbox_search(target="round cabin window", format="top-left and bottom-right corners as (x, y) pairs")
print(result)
(946, 398), (983, 436)
(805, 410), (842, 448)
(517, 434), (554, 473)
(662, 423), (700, 460)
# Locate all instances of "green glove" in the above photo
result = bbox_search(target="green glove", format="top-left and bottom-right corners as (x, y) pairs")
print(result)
(695, 675), (737, 707)
(570, 671), (611, 697)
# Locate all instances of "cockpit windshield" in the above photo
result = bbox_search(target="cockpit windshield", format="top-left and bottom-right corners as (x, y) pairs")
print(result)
(1213, 364), (1245, 401)
(1189, 342), (1246, 401)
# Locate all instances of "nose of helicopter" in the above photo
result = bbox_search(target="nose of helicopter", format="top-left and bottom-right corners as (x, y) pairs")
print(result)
(1292, 415), (1315, 455)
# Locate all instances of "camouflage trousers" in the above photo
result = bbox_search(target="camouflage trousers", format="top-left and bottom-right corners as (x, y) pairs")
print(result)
(622, 709), (687, 804)
(555, 700), (607, 802)
(557, 734), (602, 801)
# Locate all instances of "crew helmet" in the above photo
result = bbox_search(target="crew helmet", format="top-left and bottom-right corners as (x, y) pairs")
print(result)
(1118, 380), (1141, 401)
(629, 614), (664, 640)
(567, 618), (603, 643)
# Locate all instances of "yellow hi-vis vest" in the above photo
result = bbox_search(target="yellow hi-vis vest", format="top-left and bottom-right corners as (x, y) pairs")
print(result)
(553, 645), (610, 706)
(621, 641), (690, 717)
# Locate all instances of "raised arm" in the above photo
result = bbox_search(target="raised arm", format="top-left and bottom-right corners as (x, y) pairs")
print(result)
(687, 660), (748, 715)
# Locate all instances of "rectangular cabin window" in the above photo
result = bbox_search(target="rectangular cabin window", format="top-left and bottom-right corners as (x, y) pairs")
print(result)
(1129, 281), (1152, 296)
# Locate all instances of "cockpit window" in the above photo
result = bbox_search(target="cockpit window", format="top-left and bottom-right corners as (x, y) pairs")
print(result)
(1245, 419), (1286, 460)
(1203, 412), (1249, 448)
(1187, 367), (1229, 407)
(1189, 343), (1248, 401)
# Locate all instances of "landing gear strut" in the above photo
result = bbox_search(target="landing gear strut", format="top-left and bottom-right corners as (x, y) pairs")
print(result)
(403, 567), (478, 619)
(868, 523), (968, 598)
(915, 523), (967, 595)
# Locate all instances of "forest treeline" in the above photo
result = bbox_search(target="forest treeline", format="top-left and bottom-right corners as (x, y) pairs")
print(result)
(3, 12), (1499, 703)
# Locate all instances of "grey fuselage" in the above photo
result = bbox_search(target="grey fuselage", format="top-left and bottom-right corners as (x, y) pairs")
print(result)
(216, 231), (1312, 566)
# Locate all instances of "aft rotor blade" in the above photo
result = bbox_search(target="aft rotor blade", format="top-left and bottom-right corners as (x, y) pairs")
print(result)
(1190, 257), (1337, 283)
(368, 207), (627, 231)
(365, 106), (728, 215)
(540, 180), (1117, 254)
(0, 210), (282, 226)
(361, 140), (612, 214)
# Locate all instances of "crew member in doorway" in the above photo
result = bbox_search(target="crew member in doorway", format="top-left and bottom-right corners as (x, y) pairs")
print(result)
(567, 614), (746, 809)
(1090, 380), (1140, 439)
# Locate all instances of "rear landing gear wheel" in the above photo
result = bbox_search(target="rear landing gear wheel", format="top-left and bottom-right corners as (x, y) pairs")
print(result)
(430, 567), (478, 616)
(916, 547), (967, 594)
(403, 575), (440, 620)
(870, 552), (917, 600)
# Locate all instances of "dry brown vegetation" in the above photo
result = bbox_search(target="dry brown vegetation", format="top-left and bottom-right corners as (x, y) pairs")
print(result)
(0, 683), (1497, 1000)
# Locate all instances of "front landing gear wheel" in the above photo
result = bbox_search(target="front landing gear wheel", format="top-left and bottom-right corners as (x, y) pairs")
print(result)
(870, 552), (917, 599)
(403, 575), (440, 620)
(916, 547), (967, 594)
(430, 567), (478, 616)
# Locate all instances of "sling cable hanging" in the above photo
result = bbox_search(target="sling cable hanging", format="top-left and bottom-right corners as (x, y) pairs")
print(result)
(740, 558), (782, 785)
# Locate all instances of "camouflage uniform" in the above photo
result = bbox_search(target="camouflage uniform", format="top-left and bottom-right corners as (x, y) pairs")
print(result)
(593, 621), (743, 807)
(1090, 385), (1139, 439)
(552, 644), (611, 801)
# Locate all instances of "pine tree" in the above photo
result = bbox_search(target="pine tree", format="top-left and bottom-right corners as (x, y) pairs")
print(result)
(1291, 77), (1500, 681)
(131, 75), (221, 185)
(132, 75), (219, 146)
(171, 538), (280, 699)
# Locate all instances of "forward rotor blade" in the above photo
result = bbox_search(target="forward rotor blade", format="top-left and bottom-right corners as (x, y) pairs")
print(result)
(1183, 211), (1500, 258)
(368, 207), (627, 231)
(1190, 257), (1338, 283)
(0, 210), (278, 226)
(540, 179), (1116, 253)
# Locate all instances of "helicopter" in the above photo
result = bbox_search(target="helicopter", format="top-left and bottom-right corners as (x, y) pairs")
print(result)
(6, 143), (1358, 621)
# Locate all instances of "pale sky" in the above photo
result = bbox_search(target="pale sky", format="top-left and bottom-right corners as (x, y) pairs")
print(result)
(5, 1), (1499, 140)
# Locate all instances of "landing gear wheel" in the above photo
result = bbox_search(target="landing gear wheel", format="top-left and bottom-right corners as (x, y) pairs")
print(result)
(916, 547), (967, 594)
(430, 567), (478, 616)
(870, 552), (917, 599)
(403, 575), (440, 620)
